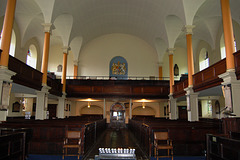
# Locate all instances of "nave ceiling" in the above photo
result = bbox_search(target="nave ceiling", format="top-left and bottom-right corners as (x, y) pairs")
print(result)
(1, 0), (240, 63)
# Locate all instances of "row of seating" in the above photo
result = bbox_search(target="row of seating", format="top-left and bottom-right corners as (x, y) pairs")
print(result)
(0, 117), (106, 159)
(128, 118), (221, 158)
(0, 128), (32, 160)
(206, 132), (240, 160)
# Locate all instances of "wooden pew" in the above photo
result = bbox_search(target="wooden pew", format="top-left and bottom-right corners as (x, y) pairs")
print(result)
(0, 132), (26, 160)
(129, 118), (221, 157)
(0, 118), (106, 156)
(0, 128), (32, 159)
(206, 134), (240, 160)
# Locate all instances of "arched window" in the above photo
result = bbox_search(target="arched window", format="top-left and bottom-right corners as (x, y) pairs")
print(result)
(26, 44), (37, 69)
(220, 34), (237, 59)
(199, 48), (209, 71)
(0, 30), (16, 57)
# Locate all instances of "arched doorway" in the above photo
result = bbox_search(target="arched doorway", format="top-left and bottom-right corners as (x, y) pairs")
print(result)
(110, 102), (125, 129)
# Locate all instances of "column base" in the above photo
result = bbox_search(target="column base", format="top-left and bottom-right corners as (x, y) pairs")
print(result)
(0, 110), (8, 121)
(168, 94), (177, 120)
(219, 71), (240, 117)
(184, 87), (199, 122)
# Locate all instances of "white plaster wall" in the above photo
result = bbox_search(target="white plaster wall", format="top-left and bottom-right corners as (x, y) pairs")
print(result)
(78, 33), (159, 77)
(132, 106), (155, 116)
(48, 44), (74, 77)
(162, 47), (188, 80)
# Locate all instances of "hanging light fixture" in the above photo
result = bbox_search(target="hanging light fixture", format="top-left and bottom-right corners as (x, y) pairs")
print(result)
(88, 101), (91, 108)
(142, 102), (145, 109)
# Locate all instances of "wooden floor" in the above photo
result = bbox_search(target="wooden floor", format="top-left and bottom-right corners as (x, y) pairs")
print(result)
(83, 128), (148, 160)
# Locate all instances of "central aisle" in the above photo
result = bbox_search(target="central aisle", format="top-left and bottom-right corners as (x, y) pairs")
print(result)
(83, 128), (148, 160)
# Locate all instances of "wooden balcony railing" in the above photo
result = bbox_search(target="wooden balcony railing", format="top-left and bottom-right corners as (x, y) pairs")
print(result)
(47, 77), (62, 97)
(234, 50), (240, 79)
(66, 79), (170, 99)
(8, 55), (43, 90)
(173, 79), (188, 98)
(193, 58), (226, 92)
(8, 55), (62, 96)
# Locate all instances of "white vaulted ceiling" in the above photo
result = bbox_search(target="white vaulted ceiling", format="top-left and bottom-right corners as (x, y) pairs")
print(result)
(0, 0), (240, 62)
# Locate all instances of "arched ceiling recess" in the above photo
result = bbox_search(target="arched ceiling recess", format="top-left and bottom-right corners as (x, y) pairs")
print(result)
(53, 14), (73, 47)
(165, 15), (183, 49)
(70, 36), (83, 62)
(1, 0), (240, 61)
(155, 38), (167, 64)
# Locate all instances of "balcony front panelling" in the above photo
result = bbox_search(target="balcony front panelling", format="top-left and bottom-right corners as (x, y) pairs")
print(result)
(103, 86), (131, 94)
(93, 86), (103, 93)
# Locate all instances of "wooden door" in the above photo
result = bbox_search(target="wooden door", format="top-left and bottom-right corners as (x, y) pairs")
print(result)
(178, 106), (187, 120)
(48, 104), (57, 119)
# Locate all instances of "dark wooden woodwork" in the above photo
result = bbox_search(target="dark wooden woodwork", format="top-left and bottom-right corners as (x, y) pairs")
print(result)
(0, 132), (26, 160)
(178, 106), (187, 120)
(8, 55), (43, 90)
(48, 104), (57, 119)
(206, 134), (240, 160)
(222, 118), (240, 135)
(0, 118), (106, 156)
(129, 118), (221, 157)
(193, 59), (226, 92)
(0, 128), (33, 159)
(234, 50), (240, 79)
(47, 76), (62, 96)
(173, 79), (188, 98)
(66, 80), (170, 99)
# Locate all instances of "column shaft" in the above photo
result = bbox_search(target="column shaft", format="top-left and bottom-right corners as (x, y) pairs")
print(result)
(186, 34), (194, 87)
(169, 54), (174, 94)
(0, 0), (16, 66)
(74, 64), (78, 79)
(220, 0), (235, 71)
(159, 66), (163, 80)
(62, 52), (68, 93)
(41, 32), (50, 84)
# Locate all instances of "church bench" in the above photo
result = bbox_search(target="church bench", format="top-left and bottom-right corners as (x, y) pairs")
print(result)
(0, 118), (106, 155)
(206, 134), (240, 160)
(0, 132), (26, 160)
(129, 119), (220, 157)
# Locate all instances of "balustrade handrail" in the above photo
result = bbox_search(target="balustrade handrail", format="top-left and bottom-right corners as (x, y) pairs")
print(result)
(65, 75), (173, 81)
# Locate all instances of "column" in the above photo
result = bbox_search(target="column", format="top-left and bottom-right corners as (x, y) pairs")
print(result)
(169, 96), (177, 120)
(168, 48), (175, 94)
(103, 98), (106, 119)
(129, 99), (132, 119)
(168, 48), (177, 120)
(57, 96), (65, 118)
(73, 60), (78, 79)
(0, 0), (17, 121)
(62, 46), (69, 93)
(185, 88), (199, 121)
(220, 0), (235, 72)
(158, 63), (163, 80)
(218, 0), (240, 117)
(183, 25), (199, 121)
(219, 72), (240, 117)
(0, 0), (16, 67)
(36, 88), (49, 120)
(41, 23), (52, 85)
(182, 25), (195, 87)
